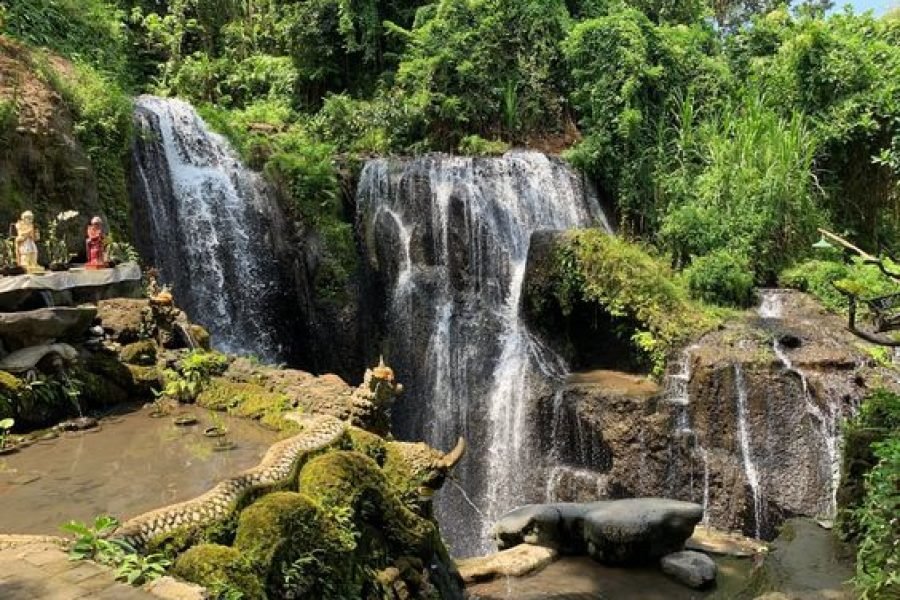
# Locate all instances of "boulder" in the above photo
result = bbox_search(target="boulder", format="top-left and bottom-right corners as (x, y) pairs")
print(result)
(0, 307), (96, 349)
(582, 499), (703, 564)
(660, 550), (717, 589)
(456, 544), (558, 583)
(494, 498), (703, 565)
(96, 298), (150, 344)
(0, 343), (79, 374)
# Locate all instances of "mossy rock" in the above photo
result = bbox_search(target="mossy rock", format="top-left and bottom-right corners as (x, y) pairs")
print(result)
(234, 491), (357, 597)
(0, 371), (22, 420)
(189, 325), (211, 350)
(82, 351), (137, 393)
(198, 379), (291, 422)
(79, 371), (128, 407)
(298, 451), (435, 556)
(172, 544), (265, 600)
(126, 365), (163, 397)
(346, 426), (387, 465)
(120, 340), (157, 366)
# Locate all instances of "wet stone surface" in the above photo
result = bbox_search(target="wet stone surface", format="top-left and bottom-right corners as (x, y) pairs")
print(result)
(0, 404), (277, 535)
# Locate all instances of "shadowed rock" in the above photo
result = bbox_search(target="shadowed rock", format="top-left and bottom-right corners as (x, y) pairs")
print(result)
(494, 498), (703, 566)
(661, 550), (717, 588)
(0, 307), (96, 350)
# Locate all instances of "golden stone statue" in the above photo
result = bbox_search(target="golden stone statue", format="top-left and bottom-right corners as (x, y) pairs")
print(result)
(14, 211), (41, 272)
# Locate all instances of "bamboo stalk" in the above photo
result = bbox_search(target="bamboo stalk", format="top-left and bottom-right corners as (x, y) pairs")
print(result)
(816, 228), (877, 261)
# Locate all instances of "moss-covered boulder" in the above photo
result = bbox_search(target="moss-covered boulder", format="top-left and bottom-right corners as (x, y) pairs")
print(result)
(234, 492), (356, 598)
(189, 324), (211, 350)
(120, 340), (157, 366)
(346, 426), (387, 465)
(172, 544), (265, 600)
(298, 451), (435, 556)
(197, 379), (290, 419)
(0, 371), (22, 420)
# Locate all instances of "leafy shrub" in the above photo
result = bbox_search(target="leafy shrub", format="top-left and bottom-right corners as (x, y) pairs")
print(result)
(544, 229), (719, 374)
(852, 438), (900, 598)
(458, 135), (510, 156)
(839, 389), (900, 598)
(3, 0), (127, 75)
(780, 257), (900, 313)
(38, 59), (133, 233)
(684, 248), (755, 307)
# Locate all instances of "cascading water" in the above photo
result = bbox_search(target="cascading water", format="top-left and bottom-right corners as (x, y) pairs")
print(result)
(734, 364), (763, 538)
(665, 347), (711, 522)
(358, 152), (608, 555)
(131, 96), (283, 361)
(544, 389), (610, 503)
(772, 340), (842, 516)
(758, 290), (843, 517)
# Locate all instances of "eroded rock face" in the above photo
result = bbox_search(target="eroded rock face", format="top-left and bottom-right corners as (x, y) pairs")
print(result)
(0, 307), (96, 350)
(493, 499), (703, 566)
(535, 290), (898, 540)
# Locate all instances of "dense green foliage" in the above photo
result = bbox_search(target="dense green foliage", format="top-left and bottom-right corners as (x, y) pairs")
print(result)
(5, 0), (898, 298)
(839, 389), (900, 599)
(532, 229), (721, 374)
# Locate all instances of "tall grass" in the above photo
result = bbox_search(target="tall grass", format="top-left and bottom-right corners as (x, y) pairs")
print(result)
(661, 93), (825, 283)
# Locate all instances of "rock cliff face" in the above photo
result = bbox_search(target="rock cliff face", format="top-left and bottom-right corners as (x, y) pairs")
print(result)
(0, 38), (99, 233)
(533, 289), (897, 539)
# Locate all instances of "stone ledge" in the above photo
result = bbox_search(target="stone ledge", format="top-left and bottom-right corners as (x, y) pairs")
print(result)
(457, 544), (558, 583)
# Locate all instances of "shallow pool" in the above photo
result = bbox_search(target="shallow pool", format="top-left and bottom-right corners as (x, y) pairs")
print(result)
(0, 404), (278, 535)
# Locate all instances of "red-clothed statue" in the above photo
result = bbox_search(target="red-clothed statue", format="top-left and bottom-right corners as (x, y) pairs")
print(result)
(85, 216), (105, 269)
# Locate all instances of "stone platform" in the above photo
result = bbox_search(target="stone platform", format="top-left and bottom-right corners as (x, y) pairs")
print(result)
(0, 536), (203, 600)
(0, 264), (142, 311)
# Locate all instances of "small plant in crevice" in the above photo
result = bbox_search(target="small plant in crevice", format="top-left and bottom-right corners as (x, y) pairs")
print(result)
(114, 552), (172, 586)
(60, 515), (171, 586)
(0, 417), (15, 450)
(60, 515), (127, 563)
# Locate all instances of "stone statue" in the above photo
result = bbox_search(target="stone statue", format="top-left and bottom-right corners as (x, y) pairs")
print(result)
(85, 216), (105, 269)
(14, 211), (40, 272)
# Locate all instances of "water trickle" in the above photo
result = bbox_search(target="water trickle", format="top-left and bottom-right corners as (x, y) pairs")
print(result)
(757, 289), (786, 320)
(772, 340), (842, 516)
(131, 96), (284, 361)
(358, 152), (608, 555)
(734, 364), (763, 538)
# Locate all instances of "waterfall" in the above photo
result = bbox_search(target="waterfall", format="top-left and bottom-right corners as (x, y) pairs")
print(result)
(772, 340), (842, 516)
(131, 96), (283, 361)
(757, 289), (786, 320)
(734, 364), (763, 538)
(665, 346), (710, 522)
(544, 389), (609, 503)
(358, 152), (607, 555)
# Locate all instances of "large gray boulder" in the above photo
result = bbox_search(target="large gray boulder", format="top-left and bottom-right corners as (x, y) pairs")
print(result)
(0, 307), (96, 350)
(493, 498), (703, 565)
(660, 550), (717, 588)
(583, 499), (703, 564)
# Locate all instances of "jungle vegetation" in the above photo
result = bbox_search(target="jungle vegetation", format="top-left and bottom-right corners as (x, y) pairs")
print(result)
(1, 2), (899, 595)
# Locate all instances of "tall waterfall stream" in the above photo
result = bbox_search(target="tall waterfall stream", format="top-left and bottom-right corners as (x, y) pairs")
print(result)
(131, 96), (284, 361)
(359, 152), (609, 555)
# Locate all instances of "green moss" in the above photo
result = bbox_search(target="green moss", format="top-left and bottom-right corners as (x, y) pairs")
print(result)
(172, 544), (265, 600)
(83, 351), (137, 393)
(235, 492), (361, 599)
(298, 451), (435, 556)
(346, 427), (387, 465)
(382, 442), (435, 508)
(79, 371), (128, 407)
(198, 379), (297, 432)
(0, 372), (20, 420)
(126, 365), (162, 397)
(189, 325), (211, 350)
(120, 340), (157, 366)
